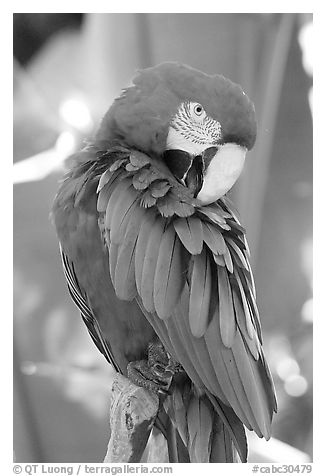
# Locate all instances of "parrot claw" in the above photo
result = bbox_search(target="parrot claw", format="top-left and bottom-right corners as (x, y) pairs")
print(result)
(127, 360), (172, 395)
(127, 342), (184, 395)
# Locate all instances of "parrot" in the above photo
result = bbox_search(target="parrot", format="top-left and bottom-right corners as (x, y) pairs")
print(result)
(52, 62), (277, 463)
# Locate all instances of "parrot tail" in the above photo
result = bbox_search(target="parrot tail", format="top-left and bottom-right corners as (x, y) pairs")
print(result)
(163, 387), (247, 463)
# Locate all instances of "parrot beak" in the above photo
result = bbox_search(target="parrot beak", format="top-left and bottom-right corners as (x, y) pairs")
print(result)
(163, 149), (205, 197)
(184, 147), (218, 198)
(184, 154), (204, 197)
(163, 144), (245, 204)
(196, 143), (247, 204)
(163, 147), (218, 198)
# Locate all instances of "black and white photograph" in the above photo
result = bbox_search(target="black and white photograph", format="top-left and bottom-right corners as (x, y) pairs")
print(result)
(13, 10), (313, 469)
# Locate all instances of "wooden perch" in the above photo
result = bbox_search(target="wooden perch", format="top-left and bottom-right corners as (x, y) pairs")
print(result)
(104, 374), (160, 463)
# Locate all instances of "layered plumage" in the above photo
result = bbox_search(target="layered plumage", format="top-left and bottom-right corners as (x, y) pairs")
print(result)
(53, 62), (277, 463)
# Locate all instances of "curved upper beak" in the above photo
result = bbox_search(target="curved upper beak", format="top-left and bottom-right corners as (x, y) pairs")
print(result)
(196, 143), (247, 204)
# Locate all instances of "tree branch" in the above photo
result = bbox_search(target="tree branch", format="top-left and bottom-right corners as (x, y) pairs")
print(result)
(103, 374), (160, 463)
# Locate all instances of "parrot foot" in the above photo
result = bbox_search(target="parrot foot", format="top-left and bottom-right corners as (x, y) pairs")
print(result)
(148, 342), (183, 376)
(127, 342), (183, 396)
(127, 360), (173, 395)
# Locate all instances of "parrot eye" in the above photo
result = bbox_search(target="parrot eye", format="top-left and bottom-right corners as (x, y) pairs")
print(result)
(193, 103), (204, 116)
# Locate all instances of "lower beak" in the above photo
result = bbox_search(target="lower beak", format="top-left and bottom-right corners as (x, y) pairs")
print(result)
(184, 155), (203, 197)
(185, 147), (218, 197)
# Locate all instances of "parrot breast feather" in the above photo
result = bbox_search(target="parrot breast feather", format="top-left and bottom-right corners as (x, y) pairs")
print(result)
(95, 145), (277, 445)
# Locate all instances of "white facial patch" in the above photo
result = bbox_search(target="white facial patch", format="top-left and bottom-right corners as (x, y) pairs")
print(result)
(197, 143), (246, 204)
(166, 127), (213, 156)
(166, 101), (221, 156)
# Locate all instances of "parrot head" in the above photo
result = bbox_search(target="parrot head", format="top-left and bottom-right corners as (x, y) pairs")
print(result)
(97, 62), (256, 204)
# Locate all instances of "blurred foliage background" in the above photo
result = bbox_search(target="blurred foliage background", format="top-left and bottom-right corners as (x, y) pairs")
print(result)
(13, 13), (313, 463)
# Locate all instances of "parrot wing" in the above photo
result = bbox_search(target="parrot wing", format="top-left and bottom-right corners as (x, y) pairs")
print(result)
(60, 244), (122, 373)
(95, 145), (277, 459)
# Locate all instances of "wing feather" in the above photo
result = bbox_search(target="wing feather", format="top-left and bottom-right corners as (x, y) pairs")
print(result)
(114, 205), (145, 300)
(170, 296), (214, 393)
(175, 285), (229, 402)
(223, 245), (234, 273)
(59, 247), (120, 373)
(134, 209), (157, 294)
(187, 395), (200, 461)
(189, 249), (211, 338)
(102, 177), (132, 229)
(226, 237), (249, 270)
(235, 268), (261, 340)
(213, 253), (226, 267)
(140, 216), (165, 312)
(232, 289), (260, 360)
(197, 398), (213, 462)
(166, 387), (189, 446)
(186, 395), (212, 463)
(209, 418), (234, 462)
(154, 225), (185, 320)
(231, 331), (272, 438)
(108, 242), (119, 285)
(217, 266), (236, 347)
(236, 273), (255, 339)
(173, 217), (203, 254)
(202, 221), (226, 254)
(109, 183), (139, 244)
(97, 181), (113, 213)
(165, 318), (206, 391)
(204, 316), (255, 430)
(97, 167), (116, 193)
